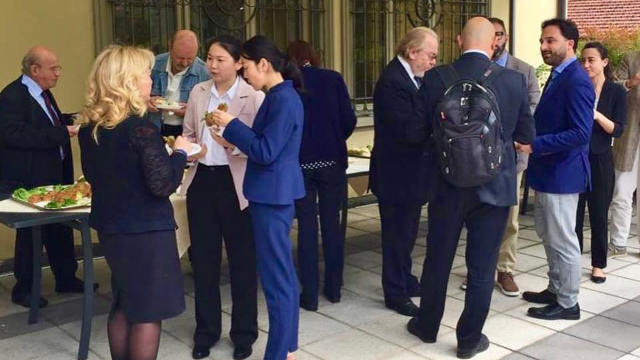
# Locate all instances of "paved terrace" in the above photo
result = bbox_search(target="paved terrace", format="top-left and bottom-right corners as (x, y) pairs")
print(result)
(0, 204), (640, 360)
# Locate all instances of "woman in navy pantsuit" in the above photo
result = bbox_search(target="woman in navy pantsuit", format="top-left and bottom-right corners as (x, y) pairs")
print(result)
(211, 35), (305, 360)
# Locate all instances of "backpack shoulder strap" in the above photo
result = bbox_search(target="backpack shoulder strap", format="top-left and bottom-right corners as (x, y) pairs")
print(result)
(434, 65), (460, 90)
(478, 62), (503, 88)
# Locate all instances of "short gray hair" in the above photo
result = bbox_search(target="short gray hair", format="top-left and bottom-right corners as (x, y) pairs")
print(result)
(21, 50), (40, 76)
(396, 27), (439, 58)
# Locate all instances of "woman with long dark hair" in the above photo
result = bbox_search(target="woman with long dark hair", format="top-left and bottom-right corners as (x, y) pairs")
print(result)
(181, 35), (263, 360)
(211, 35), (305, 360)
(287, 40), (356, 310)
(576, 41), (627, 283)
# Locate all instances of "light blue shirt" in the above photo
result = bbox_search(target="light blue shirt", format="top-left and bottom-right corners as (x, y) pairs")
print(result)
(21, 74), (64, 158)
(495, 52), (508, 68)
(21, 75), (56, 124)
(396, 56), (421, 89)
(545, 56), (577, 92)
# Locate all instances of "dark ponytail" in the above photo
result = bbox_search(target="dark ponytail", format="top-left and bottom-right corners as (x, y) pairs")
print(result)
(241, 35), (304, 92)
(583, 41), (612, 80)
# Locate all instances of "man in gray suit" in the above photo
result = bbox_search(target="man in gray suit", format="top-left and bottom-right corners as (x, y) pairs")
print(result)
(610, 50), (640, 257)
(488, 17), (540, 296)
(462, 17), (541, 295)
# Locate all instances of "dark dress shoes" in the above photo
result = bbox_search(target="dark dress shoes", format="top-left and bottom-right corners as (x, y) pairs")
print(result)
(55, 278), (99, 294)
(590, 275), (606, 284)
(527, 302), (580, 320)
(522, 289), (557, 304)
(407, 317), (436, 343)
(385, 299), (419, 317)
(457, 334), (490, 359)
(192, 344), (211, 359)
(11, 294), (48, 308)
(233, 344), (252, 360)
(323, 288), (341, 303)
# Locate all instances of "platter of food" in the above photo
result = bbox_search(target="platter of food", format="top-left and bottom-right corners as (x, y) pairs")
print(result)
(154, 98), (184, 110)
(348, 145), (373, 158)
(11, 181), (92, 210)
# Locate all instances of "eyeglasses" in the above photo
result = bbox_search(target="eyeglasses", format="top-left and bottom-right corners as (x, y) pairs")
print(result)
(495, 31), (506, 38)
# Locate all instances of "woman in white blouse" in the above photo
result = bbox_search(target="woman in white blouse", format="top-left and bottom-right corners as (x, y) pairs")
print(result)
(181, 35), (264, 360)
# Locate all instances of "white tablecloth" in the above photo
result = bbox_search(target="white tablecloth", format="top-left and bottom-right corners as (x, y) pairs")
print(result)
(0, 198), (90, 213)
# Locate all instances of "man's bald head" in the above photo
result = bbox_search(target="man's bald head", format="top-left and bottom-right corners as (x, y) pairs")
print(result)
(21, 46), (61, 90)
(457, 17), (496, 57)
(169, 30), (199, 74)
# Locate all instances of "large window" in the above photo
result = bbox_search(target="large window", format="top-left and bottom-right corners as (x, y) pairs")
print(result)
(349, 0), (490, 98)
(105, 0), (326, 61)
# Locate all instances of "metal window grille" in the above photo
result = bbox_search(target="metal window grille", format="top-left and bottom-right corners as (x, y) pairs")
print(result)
(107, 0), (326, 60)
(349, 0), (490, 99)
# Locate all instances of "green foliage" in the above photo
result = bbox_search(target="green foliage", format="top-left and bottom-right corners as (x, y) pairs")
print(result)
(535, 64), (552, 89)
(580, 27), (640, 68)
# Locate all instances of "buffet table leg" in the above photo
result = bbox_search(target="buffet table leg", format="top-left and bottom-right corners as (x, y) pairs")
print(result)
(28, 225), (42, 324)
(78, 220), (93, 360)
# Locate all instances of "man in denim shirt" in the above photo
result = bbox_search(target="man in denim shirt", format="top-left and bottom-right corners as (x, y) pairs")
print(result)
(150, 30), (210, 136)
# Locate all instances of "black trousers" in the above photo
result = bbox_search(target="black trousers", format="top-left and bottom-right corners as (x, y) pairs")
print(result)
(295, 164), (346, 305)
(416, 183), (509, 349)
(379, 201), (421, 302)
(576, 150), (615, 268)
(162, 124), (183, 137)
(13, 224), (78, 297)
(187, 165), (258, 348)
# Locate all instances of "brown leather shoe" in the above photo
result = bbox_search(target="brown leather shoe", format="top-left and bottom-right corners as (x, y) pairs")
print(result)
(496, 272), (519, 297)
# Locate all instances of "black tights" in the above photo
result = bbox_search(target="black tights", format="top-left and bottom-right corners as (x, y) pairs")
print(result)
(108, 309), (162, 360)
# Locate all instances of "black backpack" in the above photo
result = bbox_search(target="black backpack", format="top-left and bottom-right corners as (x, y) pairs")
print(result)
(432, 63), (504, 188)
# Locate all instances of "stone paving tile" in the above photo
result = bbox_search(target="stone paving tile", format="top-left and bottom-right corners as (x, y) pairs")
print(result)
(303, 328), (406, 360)
(345, 250), (382, 270)
(520, 333), (623, 360)
(348, 219), (382, 233)
(410, 331), (512, 359)
(482, 314), (555, 351)
(0, 310), (54, 340)
(575, 287), (628, 314)
(600, 300), (640, 327)
(504, 303), (594, 331)
(0, 326), (95, 360)
(357, 312), (452, 349)
(582, 274), (640, 300)
(500, 352), (536, 360)
(564, 316), (640, 352)
(316, 290), (390, 327)
(40, 295), (111, 326)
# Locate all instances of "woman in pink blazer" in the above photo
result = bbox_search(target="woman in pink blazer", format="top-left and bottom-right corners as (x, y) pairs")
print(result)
(181, 35), (264, 360)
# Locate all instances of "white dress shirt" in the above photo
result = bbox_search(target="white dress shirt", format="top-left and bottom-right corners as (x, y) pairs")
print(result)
(163, 58), (187, 126)
(199, 77), (240, 166)
(396, 55), (421, 89)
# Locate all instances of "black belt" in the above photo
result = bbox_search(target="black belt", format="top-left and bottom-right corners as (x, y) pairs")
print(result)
(197, 164), (229, 171)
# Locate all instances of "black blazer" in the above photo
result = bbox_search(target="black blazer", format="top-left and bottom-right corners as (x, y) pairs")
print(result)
(590, 80), (627, 155)
(370, 57), (432, 205)
(79, 116), (186, 234)
(299, 66), (357, 167)
(0, 77), (73, 192)
(423, 52), (536, 207)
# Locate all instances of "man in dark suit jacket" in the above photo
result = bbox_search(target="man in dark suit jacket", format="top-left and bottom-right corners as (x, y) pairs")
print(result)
(520, 19), (594, 321)
(370, 27), (439, 317)
(0, 46), (87, 308)
(407, 18), (535, 358)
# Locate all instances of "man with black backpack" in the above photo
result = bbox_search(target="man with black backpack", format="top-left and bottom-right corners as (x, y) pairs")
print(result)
(406, 17), (535, 359)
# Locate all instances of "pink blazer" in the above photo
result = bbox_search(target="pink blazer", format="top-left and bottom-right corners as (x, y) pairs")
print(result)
(180, 77), (265, 210)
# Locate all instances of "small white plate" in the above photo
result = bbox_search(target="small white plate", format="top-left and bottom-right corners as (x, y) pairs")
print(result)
(165, 143), (202, 157)
(156, 104), (184, 111)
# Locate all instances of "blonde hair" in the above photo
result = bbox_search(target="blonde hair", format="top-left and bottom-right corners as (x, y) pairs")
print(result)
(396, 27), (439, 58)
(75, 45), (154, 141)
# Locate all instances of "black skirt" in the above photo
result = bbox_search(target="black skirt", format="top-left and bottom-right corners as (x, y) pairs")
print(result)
(98, 230), (185, 323)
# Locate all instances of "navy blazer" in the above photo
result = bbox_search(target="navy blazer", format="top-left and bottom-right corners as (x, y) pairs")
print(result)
(423, 52), (536, 207)
(79, 116), (187, 234)
(0, 77), (73, 192)
(527, 59), (595, 194)
(299, 66), (357, 167)
(223, 80), (305, 205)
(370, 57), (432, 205)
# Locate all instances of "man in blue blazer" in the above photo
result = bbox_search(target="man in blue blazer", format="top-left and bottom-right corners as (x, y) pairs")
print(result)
(520, 19), (594, 321)
(407, 18), (535, 358)
(370, 27), (439, 317)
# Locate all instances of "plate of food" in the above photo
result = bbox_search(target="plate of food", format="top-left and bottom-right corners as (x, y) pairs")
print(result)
(163, 136), (202, 157)
(348, 145), (373, 158)
(12, 181), (92, 210)
(154, 98), (184, 111)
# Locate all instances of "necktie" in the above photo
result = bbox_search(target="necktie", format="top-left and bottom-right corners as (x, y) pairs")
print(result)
(542, 71), (557, 94)
(414, 76), (423, 88)
(41, 91), (65, 159)
(42, 91), (61, 127)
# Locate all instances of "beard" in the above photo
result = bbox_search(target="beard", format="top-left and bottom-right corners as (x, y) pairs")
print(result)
(492, 43), (506, 60)
(541, 48), (567, 67)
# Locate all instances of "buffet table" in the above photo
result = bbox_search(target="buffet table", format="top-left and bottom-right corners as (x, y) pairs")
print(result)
(342, 157), (372, 238)
(0, 196), (93, 360)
